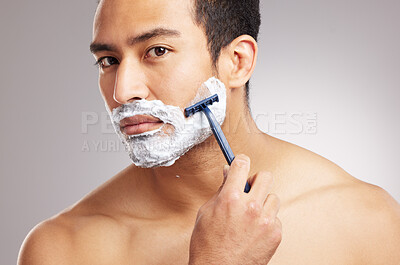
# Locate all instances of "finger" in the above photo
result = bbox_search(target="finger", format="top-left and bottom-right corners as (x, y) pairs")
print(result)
(248, 171), (274, 203)
(222, 154), (251, 193)
(216, 165), (230, 194)
(197, 165), (230, 217)
(275, 217), (282, 230)
(223, 164), (230, 179)
(262, 193), (280, 220)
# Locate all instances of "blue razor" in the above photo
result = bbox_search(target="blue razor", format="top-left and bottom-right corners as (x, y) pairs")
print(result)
(185, 94), (251, 193)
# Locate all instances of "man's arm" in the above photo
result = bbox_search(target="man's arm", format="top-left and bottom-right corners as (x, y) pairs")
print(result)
(365, 187), (400, 264)
(18, 219), (74, 265)
(350, 184), (400, 264)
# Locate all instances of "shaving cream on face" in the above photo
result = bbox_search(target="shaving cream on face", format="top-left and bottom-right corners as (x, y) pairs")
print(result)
(108, 77), (227, 168)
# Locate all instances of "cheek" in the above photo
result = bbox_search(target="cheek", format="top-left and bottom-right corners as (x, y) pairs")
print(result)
(150, 53), (214, 109)
(99, 73), (118, 110)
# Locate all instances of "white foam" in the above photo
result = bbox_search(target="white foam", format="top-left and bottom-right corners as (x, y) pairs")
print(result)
(108, 77), (227, 168)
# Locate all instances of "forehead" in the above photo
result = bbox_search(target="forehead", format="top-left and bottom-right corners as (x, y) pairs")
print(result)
(93, 0), (196, 41)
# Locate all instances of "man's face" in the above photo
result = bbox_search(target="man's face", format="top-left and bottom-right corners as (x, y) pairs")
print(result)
(91, 0), (230, 167)
(91, 0), (217, 113)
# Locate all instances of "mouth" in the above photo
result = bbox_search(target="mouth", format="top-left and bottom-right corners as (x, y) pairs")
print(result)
(120, 115), (164, 136)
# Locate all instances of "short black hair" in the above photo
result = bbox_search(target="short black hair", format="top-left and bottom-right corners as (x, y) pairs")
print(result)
(191, 0), (261, 104)
(96, 0), (261, 104)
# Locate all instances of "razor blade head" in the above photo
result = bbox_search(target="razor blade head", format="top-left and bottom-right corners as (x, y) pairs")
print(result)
(184, 94), (219, 117)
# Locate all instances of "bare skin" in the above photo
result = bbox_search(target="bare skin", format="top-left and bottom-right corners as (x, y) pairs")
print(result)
(18, 0), (400, 264)
(18, 139), (400, 264)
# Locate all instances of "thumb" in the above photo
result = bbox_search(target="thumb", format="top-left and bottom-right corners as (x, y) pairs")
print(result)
(223, 164), (230, 179)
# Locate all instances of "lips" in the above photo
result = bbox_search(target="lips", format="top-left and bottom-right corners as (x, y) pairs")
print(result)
(120, 115), (163, 135)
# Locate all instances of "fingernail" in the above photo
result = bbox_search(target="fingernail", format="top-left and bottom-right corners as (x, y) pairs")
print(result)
(235, 157), (249, 167)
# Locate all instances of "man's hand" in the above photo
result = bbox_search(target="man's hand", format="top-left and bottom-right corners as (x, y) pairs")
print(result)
(189, 154), (282, 265)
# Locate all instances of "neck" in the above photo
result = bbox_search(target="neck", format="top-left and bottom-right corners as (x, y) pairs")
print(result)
(142, 103), (277, 216)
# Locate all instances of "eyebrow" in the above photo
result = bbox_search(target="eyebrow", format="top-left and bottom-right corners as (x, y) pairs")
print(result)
(90, 28), (181, 54)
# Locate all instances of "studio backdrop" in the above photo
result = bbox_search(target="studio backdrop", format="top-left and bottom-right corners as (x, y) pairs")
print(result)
(0, 1), (399, 264)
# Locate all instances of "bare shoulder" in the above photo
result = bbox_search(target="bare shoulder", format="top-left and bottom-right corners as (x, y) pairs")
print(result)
(18, 209), (129, 265)
(337, 181), (400, 264)
(277, 139), (400, 264)
(18, 215), (75, 265)
(18, 200), (131, 264)
(18, 166), (148, 264)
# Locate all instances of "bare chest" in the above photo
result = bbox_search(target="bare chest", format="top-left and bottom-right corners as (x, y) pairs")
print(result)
(87, 222), (355, 265)
(126, 227), (192, 265)
(74, 198), (359, 265)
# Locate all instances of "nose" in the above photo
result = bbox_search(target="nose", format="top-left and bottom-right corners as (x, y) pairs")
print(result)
(113, 59), (149, 104)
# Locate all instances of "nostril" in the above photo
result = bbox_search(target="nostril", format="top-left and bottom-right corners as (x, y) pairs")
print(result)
(127, 97), (143, 103)
(113, 68), (149, 104)
(113, 92), (143, 104)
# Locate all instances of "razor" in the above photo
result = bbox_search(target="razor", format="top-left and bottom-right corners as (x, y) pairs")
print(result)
(185, 94), (251, 193)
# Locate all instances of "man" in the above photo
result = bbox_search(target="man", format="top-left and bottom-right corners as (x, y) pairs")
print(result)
(18, 0), (400, 264)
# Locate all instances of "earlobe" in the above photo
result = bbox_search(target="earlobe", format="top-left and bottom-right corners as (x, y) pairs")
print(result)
(227, 35), (258, 89)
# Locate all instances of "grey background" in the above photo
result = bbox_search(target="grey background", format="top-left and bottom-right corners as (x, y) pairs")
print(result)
(1, 0), (399, 264)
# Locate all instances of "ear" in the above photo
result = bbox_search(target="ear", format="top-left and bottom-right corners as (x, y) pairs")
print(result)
(223, 35), (258, 89)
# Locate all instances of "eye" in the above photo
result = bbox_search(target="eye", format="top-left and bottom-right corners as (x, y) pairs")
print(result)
(95, 56), (119, 69)
(146, 47), (170, 58)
